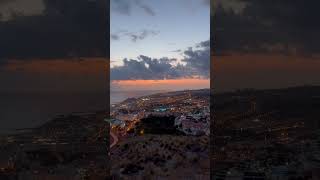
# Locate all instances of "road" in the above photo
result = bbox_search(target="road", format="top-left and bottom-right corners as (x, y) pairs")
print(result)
(109, 116), (141, 148)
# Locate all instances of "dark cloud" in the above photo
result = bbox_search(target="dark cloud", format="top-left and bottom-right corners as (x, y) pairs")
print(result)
(111, 56), (190, 80)
(111, 0), (155, 16)
(182, 40), (210, 77)
(134, 0), (155, 16)
(213, 0), (320, 56)
(111, 29), (159, 42)
(0, 0), (108, 60)
(111, 40), (210, 80)
(127, 30), (158, 42)
(196, 40), (210, 48)
(111, 34), (120, 40)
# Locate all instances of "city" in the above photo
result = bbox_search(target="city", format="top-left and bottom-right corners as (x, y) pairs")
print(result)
(212, 86), (320, 180)
(0, 112), (109, 179)
(109, 89), (210, 179)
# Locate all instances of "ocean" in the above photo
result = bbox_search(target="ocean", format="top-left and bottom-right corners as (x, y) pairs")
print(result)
(110, 90), (165, 104)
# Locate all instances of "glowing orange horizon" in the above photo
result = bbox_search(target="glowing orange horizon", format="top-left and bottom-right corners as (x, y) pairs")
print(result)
(113, 78), (209, 84)
(112, 78), (210, 90)
(4, 59), (107, 75)
(213, 53), (320, 91)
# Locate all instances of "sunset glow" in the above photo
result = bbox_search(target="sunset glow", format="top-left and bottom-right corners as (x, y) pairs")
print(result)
(4, 59), (107, 75)
(214, 53), (320, 92)
(111, 78), (209, 91)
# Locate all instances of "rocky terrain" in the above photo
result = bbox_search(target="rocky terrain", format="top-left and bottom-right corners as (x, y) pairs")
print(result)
(111, 135), (209, 179)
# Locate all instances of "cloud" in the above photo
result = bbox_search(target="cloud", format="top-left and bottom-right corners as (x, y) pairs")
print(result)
(127, 30), (159, 42)
(111, 56), (185, 80)
(134, 0), (155, 16)
(213, 0), (320, 56)
(111, 0), (155, 16)
(111, 29), (159, 42)
(0, 0), (108, 60)
(182, 40), (210, 77)
(111, 40), (210, 80)
(111, 34), (120, 40)
(196, 40), (210, 48)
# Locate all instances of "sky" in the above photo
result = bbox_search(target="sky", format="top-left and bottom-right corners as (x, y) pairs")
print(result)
(110, 0), (210, 91)
(213, 0), (320, 92)
(0, 0), (108, 131)
(4, 0), (319, 94)
(0, 0), (108, 93)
